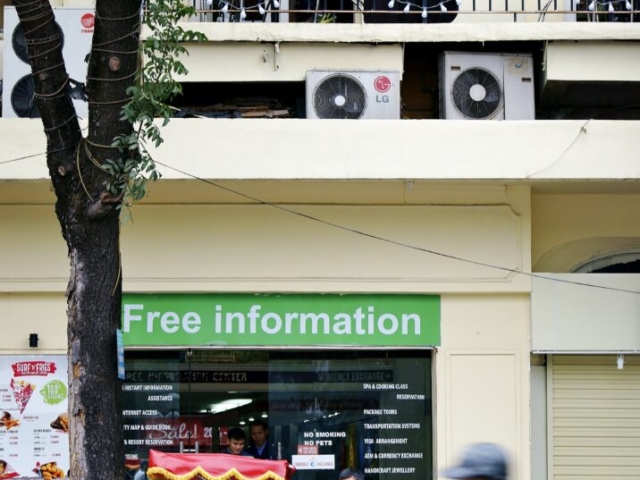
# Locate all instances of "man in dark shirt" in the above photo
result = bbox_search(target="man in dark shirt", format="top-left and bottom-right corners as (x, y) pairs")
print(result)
(245, 420), (275, 459)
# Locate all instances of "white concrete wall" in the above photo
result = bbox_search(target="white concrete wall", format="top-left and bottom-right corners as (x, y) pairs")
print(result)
(1, 119), (640, 183)
(177, 22), (640, 43)
(530, 362), (547, 480)
(545, 41), (640, 82)
(437, 294), (531, 480)
(0, 184), (531, 294)
(531, 274), (640, 352)
(0, 293), (67, 353)
(531, 194), (640, 351)
(532, 194), (640, 272)
(173, 43), (403, 82)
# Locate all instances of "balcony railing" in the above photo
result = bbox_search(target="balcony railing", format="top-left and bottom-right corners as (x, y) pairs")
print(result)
(189, 0), (640, 23)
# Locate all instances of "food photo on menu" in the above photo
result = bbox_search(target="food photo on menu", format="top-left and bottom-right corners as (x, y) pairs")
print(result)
(50, 413), (69, 433)
(0, 459), (19, 479)
(0, 412), (20, 430)
(35, 461), (66, 479)
(10, 379), (36, 414)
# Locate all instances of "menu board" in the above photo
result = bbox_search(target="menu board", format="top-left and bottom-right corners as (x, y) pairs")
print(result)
(122, 369), (179, 462)
(122, 369), (214, 464)
(0, 355), (68, 479)
(360, 381), (427, 476)
(278, 356), (430, 480)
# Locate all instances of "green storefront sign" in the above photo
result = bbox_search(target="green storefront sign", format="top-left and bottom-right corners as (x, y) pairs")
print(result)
(122, 294), (440, 347)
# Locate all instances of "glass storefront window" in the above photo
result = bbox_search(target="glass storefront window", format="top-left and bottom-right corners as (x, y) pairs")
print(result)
(123, 350), (432, 480)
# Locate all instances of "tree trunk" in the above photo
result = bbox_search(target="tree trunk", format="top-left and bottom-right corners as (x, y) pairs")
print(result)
(14, 1), (142, 478)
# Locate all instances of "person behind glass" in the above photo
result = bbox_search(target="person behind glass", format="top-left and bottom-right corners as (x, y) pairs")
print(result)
(338, 468), (364, 480)
(246, 419), (275, 459)
(133, 460), (149, 480)
(225, 427), (254, 456)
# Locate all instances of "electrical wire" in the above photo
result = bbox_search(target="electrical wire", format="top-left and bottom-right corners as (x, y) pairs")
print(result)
(1, 134), (639, 296)
(153, 159), (640, 296)
(0, 152), (46, 164)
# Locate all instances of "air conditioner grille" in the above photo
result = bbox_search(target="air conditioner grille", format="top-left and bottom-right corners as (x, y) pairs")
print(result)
(11, 75), (40, 118)
(12, 21), (64, 64)
(313, 74), (367, 119)
(451, 67), (502, 120)
(3, 7), (91, 118)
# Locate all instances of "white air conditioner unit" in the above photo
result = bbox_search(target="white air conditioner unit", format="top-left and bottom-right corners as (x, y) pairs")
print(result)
(306, 70), (401, 119)
(439, 52), (535, 120)
(3, 6), (94, 118)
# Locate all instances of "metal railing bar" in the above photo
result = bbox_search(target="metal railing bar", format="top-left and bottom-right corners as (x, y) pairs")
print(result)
(195, 7), (640, 14)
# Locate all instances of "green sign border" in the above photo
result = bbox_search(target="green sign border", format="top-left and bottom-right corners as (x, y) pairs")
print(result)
(122, 293), (440, 347)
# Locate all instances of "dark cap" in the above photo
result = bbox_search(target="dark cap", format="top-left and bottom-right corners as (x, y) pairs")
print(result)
(441, 443), (508, 480)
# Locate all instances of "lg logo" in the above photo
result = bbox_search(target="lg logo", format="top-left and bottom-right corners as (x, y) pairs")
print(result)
(374, 75), (392, 103)
(374, 75), (392, 93)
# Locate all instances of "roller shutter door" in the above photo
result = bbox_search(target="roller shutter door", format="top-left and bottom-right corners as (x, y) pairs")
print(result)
(551, 355), (640, 480)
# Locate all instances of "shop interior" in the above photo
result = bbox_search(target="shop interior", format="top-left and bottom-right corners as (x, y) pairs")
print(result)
(123, 349), (433, 480)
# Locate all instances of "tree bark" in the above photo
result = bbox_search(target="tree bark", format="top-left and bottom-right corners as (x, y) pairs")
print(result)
(14, 1), (142, 478)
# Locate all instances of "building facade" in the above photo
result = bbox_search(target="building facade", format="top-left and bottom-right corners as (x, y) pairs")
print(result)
(1, 1), (639, 479)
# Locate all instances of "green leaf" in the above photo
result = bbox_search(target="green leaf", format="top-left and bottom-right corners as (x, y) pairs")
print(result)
(110, 0), (207, 206)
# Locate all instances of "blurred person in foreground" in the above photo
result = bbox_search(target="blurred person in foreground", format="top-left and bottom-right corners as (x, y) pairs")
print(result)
(441, 443), (508, 480)
(338, 468), (364, 480)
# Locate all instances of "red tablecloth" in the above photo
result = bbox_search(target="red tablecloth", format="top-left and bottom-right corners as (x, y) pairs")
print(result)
(148, 450), (296, 480)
